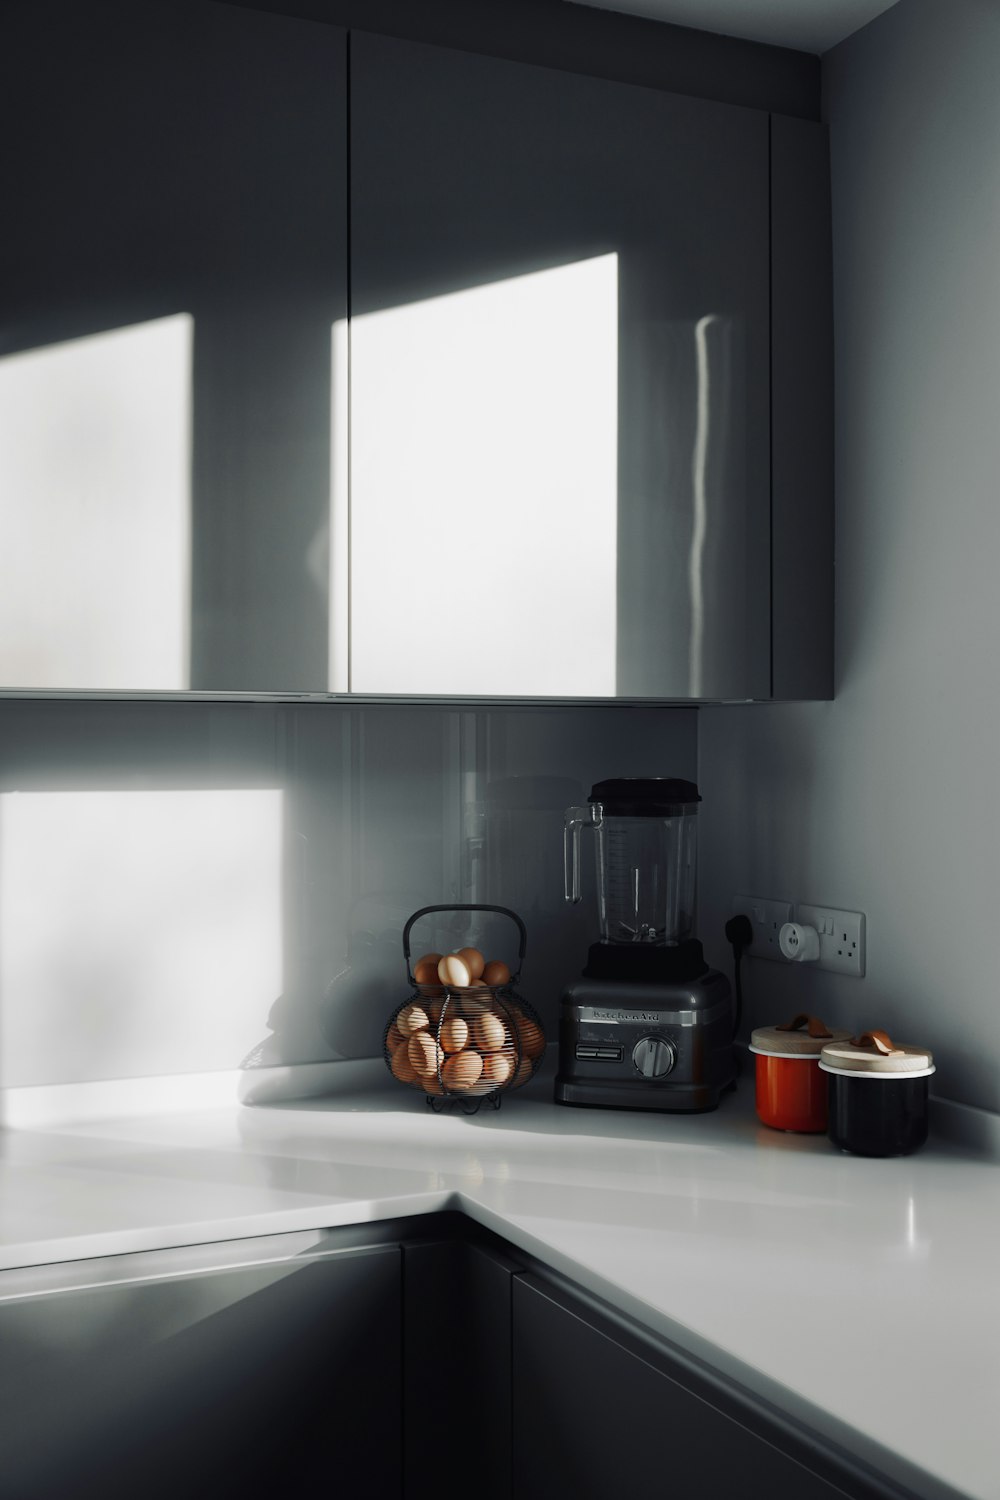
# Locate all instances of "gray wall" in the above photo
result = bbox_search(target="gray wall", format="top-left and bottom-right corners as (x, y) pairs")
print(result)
(0, 698), (694, 1087)
(699, 0), (1000, 1114)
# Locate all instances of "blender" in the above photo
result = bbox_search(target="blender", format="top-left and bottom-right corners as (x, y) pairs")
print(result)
(554, 778), (736, 1112)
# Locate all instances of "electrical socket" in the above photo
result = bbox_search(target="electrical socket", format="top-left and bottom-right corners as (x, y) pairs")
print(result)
(731, 895), (866, 978)
(732, 895), (793, 960)
(796, 903), (865, 978)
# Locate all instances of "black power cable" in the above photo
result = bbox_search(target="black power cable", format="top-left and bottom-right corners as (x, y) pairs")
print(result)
(724, 914), (753, 1042)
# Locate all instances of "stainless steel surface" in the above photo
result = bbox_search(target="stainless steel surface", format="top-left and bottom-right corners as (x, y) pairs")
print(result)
(567, 999), (733, 1027)
(631, 1035), (677, 1077)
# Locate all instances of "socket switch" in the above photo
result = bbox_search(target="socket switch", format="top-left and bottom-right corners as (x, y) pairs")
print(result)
(732, 895), (794, 960)
(795, 903), (865, 978)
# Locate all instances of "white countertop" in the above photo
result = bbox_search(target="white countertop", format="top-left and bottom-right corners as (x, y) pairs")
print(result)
(0, 1065), (996, 1500)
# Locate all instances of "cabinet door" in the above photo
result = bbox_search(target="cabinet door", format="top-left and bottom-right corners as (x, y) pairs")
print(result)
(349, 32), (770, 700)
(0, 1240), (400, 1500)
(513, 1274), (874, 1500)
(403, 1235), (519, 1500)
(1, 1), (346, 693)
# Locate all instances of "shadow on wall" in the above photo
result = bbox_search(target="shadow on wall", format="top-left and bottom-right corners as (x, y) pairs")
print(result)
(0, 699), (696, 1090)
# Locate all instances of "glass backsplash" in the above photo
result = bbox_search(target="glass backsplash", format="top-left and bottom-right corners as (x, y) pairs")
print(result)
(0, 699), (695, 1086)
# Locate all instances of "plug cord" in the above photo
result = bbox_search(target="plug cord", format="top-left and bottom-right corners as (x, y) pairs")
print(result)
(724, 914), (753, 1042)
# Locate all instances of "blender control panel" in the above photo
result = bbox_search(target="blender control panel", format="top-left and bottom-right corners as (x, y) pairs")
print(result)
(575, 1036), (677, 1075)
(575, 1044), (624, 1062)
(631, 1035), (677, 1077)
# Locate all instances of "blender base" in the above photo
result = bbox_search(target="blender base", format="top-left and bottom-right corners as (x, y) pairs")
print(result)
(555, 967), (737, 1115)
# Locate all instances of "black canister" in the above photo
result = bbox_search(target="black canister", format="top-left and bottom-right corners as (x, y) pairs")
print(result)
(819, 1030), (935, 1157)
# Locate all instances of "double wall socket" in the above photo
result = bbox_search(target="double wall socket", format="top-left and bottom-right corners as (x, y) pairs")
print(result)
(732, 895), (866, 978)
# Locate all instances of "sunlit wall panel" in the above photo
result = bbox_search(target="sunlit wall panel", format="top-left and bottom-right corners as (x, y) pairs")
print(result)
(0, 788), (282, 1085)
(346, 255), (618, 696)
(0, 314), (192, 689)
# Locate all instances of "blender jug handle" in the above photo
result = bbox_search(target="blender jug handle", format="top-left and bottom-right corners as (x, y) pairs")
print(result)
(564, 805), (599, 904)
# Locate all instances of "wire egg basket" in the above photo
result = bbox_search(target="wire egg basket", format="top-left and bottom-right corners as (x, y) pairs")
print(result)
(384, 904), (546, 1113)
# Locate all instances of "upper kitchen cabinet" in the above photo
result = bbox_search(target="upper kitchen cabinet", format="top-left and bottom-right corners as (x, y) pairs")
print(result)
(347, 32), (829, 701)
(1, 7), (831, 702)
(0, 0), (347, 693)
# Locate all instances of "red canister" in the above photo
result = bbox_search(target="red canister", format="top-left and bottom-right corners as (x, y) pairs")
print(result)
(750, 1013), (851, 1133)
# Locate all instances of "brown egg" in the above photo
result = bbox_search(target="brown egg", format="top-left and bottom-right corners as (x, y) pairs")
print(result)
(414, 951), (443, 972)
(440, 1016), (470, 1054)
(390, 1042), (419, 1084)
(456, 947), (485, 982)
(426, 998), (444, 1025)
(408, 1032), (444, 1077)
(397, 1003), (430, 1037)
(421, 1073), (445, 1095)
(438, 953), (472, 988)
(385, 1023), (404, 1053)
(461, 991), (491, 1017)
(472, 1012), (506, 1052)
(481, 960), (511, 988)
(442, 1050), (484, 1091)
(515, 1018), (546, 1060)
(481, 1051), (512, 1087)
(413, 957), (443, 988)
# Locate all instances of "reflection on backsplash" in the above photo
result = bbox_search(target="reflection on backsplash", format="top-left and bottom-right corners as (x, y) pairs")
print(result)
(0, 699), (695, 1086)
(0, 788), (282, 1087)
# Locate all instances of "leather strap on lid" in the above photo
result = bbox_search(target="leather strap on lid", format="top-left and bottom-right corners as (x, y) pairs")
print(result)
(852, 1029), (905, 1058)
(776, 1013), (833, 1040)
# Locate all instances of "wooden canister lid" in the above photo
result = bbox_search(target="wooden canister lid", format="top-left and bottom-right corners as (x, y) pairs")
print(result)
(819, 1029), (934, 1076)
(750, 1013), (851, 1057)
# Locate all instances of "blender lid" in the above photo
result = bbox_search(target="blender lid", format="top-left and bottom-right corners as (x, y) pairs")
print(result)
(589, 778), (701, 816)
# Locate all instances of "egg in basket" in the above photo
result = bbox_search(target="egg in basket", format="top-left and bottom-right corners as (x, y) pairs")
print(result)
(384, 904), (546, 1111)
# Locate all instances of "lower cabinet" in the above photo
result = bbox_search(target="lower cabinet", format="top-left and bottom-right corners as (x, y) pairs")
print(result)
(510, 1274), (897, 1500)
(0, 1233), (401, 1500)
(0, 1220), (911, 1500)
(402, 1233), (519, 1500)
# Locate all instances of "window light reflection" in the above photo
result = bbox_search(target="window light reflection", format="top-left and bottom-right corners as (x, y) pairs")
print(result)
(0, 788), (282, 1086)
(0, 314), (192, 689)
(344, 255), (619, 696)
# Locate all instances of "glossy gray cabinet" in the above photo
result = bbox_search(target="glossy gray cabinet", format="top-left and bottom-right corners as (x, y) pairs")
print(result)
(349, 32), (772, 701)
(1, 0), (347, 695)
(403, 1233), (519, 1500)
(1, 5), (831, 703)
(0, 1235), (400, 1499)
(0, 1221), (907, 1500)
(511, 1274), (904, 1500)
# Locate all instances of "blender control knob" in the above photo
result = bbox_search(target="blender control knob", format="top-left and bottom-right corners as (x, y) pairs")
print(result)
(632, 1036), (676, 1079)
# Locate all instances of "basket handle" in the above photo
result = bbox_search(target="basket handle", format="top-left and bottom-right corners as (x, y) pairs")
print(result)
(402, 904), (527, 984)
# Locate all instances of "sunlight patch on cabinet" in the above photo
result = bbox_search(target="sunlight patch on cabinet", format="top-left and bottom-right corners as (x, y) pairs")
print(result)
(344, 255), (619, 696)
(0, 314), (192, 690)
(0, 788), (282, 1086)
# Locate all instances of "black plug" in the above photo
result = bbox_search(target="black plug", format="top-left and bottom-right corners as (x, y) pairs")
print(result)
(725, 914), (753, 950)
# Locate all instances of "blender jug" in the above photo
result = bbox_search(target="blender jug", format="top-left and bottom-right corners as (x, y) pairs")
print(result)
(564, 778), (699, 946)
